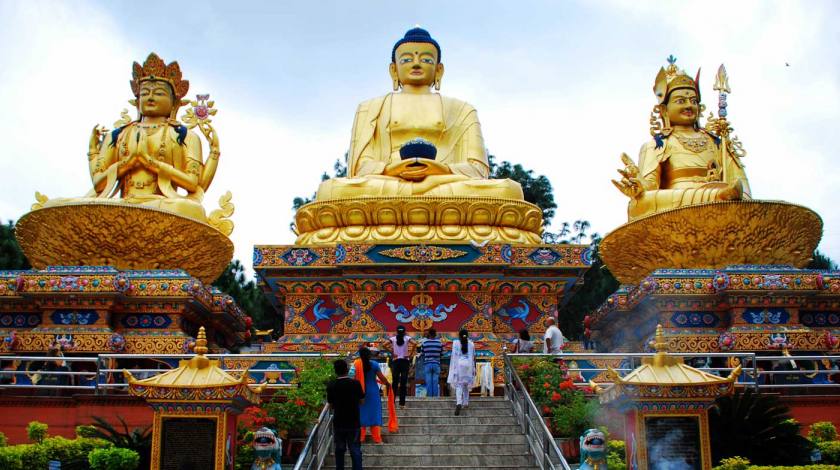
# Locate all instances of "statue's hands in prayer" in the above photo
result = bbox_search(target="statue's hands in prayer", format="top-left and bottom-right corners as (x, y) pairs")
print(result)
(611, 153), (643, 198)
(384, 158), (451, 181)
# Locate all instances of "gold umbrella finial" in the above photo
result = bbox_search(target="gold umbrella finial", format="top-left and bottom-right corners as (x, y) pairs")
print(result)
(651, 324), (670, 367)
(196, 326), (209, 355)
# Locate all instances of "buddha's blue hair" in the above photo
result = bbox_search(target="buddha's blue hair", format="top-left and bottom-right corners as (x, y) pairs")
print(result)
(175, 125), (187, 145)
(654, 134), (665, 149)
(392, 27), (441, 63)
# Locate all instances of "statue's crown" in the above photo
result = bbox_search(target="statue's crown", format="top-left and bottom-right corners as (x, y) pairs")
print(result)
(653, 55), (699, 104)
(130, 53), (190, 100)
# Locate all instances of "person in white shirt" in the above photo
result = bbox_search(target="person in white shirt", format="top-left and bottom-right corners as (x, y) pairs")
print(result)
(543, 317), (564, 354)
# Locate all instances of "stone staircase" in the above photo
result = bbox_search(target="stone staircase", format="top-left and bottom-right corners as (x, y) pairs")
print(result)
(323, 396), (538, 469)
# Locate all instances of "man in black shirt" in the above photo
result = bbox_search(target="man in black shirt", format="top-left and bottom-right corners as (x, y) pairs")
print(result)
(326, 359), (364, 470)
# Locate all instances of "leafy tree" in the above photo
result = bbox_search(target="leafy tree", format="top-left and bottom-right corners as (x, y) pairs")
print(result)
(560, 239), (619, 340)
(0, 221), (29, 270)
(709, 388), (812, 465)
(212, 260), (278, 332)
(809, 249), (838, 270)
(488, 156), (557, 228)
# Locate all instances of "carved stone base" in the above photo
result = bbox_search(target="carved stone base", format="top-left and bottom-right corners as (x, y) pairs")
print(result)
(600, 200), (823, 285)
(15, 201), (233, 284)
(294, 196), (543, 245)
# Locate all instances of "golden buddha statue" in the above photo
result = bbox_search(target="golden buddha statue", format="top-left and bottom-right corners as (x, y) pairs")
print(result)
(295, 28), (542, 244)
(15, 53), (234, 284)
(612, 56), (750, 221)
(66, 53), (223, 224)
(599, 57), (822, 285)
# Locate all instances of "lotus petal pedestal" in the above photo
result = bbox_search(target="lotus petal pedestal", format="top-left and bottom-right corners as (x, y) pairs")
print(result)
(294, 196), (543, 245)
(600, 200), (823, 285)
(16, 201), (233, 284)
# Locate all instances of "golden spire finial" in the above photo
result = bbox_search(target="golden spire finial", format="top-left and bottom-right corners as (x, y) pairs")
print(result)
(187, 327), (211, 369)
(195, 326), (209, 355)
(650, 324), (669, 367)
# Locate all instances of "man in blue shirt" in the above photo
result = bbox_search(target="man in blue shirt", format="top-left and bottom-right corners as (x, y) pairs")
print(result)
(422, 328), (443, 397)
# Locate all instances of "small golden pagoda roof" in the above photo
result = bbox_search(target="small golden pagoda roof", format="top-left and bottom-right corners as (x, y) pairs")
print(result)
(125, 327), (262, 404)
(595, 325), (739, 404)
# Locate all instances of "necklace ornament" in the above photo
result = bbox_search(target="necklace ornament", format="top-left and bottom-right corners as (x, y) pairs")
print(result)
(674, 133), (708, 153)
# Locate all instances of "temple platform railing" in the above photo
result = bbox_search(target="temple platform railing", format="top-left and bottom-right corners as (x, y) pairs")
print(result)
(1, 352), (838, 394)
(504, 353), (572, 470)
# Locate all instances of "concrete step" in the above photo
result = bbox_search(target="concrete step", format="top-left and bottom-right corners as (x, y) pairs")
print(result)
(387, 422), (517, 434)
(324, 452), (534, 467)
(322, 466), (537, 470)
(396, 415), (516, 425)
(351, 442), (530, 455)
(383, 406), (514, 417)
(381, 432), (528, 445)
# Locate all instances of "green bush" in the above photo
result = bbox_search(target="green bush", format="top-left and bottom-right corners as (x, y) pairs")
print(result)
(19, 443), (48, 469)
(26, 421), (48, 443)
(0, 445), (25, 469)
(40, 436), (111, 468)
(713, 456), (751, 470)
(0, 431), (7, 447)
(75, 425), (98, 438)
(88, 447), (139, 470)
(810, 422), (839, 444)
(606, 440), (624, 459)
(817, 441), (840, 464)
(606, 450), (625, 470)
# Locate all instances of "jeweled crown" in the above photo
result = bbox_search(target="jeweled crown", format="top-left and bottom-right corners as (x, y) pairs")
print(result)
(653, 55), (699, 104)
(130, 53), (190, 100)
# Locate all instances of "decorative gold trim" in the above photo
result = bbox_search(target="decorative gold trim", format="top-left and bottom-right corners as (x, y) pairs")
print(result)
(15, 201), (233, 285)
(600, 200), (822, 285)
(294, 196), (543, 245)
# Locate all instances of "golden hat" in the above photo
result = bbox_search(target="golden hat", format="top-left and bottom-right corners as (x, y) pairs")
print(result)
(130, 52), (190, 100)
(653, 55), (700, 104)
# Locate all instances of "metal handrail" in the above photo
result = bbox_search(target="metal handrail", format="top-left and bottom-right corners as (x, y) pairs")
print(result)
(503, 354), (571, 470)
(292, 403), (333, 470)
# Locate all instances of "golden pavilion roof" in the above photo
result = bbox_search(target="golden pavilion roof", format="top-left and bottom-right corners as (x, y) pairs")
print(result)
(125, 327), (262, 404)
(596, 325), (739, 404)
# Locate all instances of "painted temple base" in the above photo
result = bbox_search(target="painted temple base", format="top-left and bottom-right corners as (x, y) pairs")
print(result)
(255, 242), (592, 379)
(15, 200), (233, 284)
(0, 266), (248, 354)
(599, 200), (823, 285)
(589, 265), (840, 355)
(293, 196), (543, 245)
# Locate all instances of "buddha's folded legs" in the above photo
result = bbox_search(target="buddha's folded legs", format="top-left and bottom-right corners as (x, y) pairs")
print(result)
(316, 175), (524, 200)
(628, 182), (743, 221)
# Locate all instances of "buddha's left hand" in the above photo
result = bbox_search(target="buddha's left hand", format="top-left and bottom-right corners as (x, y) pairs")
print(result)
(386, 159), (451, 181)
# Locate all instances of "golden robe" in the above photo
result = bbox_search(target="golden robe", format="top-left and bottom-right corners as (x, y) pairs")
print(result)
(316, 93), (523, 199)
(628, 132), (751, 220)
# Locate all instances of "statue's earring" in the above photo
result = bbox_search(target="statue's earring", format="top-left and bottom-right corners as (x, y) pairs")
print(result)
(434, 78), (441, 91)
(392, 78), (400, 91)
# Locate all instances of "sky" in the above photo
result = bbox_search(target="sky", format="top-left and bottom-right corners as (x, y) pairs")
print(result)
(0, 0), (838, 277)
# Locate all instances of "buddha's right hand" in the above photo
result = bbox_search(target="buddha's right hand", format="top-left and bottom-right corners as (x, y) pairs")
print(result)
(611, 153), (643, 198)
(88, 125), (107, 157)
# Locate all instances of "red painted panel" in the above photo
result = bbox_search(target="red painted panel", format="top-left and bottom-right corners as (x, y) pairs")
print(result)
(371, 292), (475, 332)
(0, 394), (153, 444)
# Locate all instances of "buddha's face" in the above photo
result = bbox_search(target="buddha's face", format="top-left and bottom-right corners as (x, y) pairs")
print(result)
(390, 42), (443, 88)
(138, 80), (175, 118)
(665, 88), (699, 127)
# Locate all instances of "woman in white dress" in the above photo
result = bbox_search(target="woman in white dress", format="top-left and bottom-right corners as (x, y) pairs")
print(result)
(447, 328), (475, 415)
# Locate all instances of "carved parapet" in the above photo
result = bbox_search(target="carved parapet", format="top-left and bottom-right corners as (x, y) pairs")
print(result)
(294, 196), (543, 245)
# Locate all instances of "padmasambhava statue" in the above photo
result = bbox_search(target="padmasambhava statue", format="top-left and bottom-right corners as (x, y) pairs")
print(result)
(599, 56), (822, 285)
(295, 28), (542, 244)
(15, 53), (234, 284)
(612, 56), (750, 221)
